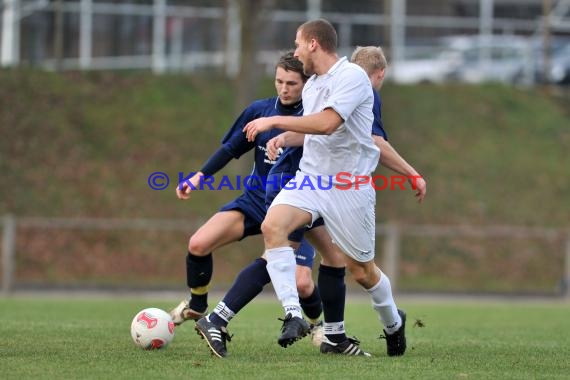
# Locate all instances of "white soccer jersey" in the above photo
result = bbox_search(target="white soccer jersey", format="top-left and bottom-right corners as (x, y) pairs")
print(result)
(299, 57), (380, 184)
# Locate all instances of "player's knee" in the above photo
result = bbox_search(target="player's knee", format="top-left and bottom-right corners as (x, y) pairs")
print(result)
(260, 218), (274, 236)
(261, 218), (287, 242)
(296, 274), (314, 298)
(188, 235), (210, 256)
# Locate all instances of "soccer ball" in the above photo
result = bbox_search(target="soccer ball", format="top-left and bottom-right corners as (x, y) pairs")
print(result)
(310, 321), (324, 347)
(130, 308), (175, 350)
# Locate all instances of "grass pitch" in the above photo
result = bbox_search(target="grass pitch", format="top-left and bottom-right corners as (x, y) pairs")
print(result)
(1, 296), (568, 379)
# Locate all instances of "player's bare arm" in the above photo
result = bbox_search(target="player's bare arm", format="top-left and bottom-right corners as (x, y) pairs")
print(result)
(243, 108), (342, 142)
(373, 135), (427, 202)
(266, 131), (305, 160)
(176, 171), (204, 200)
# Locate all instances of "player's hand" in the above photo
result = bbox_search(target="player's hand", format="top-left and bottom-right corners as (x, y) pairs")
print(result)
(408, 175), (427, 203)
(266, 135), (285, 161)
(176, 172), (203, 200)
(243, 117), (275, 142)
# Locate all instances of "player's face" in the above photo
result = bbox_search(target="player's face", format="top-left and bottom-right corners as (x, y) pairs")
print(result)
(275, 67), (304, 105)
(294, 30), (314, 76)
(370, 68), (386, 90)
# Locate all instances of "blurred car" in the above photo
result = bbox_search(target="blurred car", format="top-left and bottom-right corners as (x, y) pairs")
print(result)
(387, 44), (464, 84)
(443, 35), (530, 84)
(388, 35), (530, 85)
(531, 39), (570, 85)
(549, 44), (570, 84)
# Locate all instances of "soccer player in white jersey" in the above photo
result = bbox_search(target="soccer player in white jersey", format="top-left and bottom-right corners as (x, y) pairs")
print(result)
(242, 19), (407, 357)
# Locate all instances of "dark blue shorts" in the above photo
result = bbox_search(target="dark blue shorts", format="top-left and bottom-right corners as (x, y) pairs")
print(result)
(220, 194), (316, 268)
(295, 238), (315, 268)
(219, 192), (265, 239)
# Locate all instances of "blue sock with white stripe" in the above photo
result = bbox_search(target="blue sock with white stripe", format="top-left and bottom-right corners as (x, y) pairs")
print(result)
(210, 258), (271, 327)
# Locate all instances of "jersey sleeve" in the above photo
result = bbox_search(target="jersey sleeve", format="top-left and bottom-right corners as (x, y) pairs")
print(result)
(220, 104), (257, 158)
(372, 90), (388, 140)
(322, 66), (371, 122)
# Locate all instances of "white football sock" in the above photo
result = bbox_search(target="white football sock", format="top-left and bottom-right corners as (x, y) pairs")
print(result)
(265, 246), (302, 318)
(323, 321), (346, 337)
(213, 301), (235, 323)
(366, 271), (401, 334)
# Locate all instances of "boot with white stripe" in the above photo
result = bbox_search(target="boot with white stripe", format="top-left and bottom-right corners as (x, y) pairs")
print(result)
(320, 336), (371, 357)
(195, 315), (232, 358)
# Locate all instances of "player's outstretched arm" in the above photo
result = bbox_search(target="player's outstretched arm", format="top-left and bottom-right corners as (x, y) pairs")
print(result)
(373, 136), (427, 202)
(243, 109), (342, 142)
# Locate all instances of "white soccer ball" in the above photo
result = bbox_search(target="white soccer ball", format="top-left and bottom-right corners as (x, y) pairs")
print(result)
(310, 323), (324, 347)
(130, 308), (175, 350)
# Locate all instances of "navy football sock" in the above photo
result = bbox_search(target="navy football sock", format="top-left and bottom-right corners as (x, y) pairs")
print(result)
(318, 264), (347, 343)
(186, 251), (213, 313)
(300, 285), (322, 321)
(222, 258), (271, 315)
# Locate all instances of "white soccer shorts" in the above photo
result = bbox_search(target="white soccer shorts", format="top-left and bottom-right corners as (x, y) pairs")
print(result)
(270, 171), (376, 263)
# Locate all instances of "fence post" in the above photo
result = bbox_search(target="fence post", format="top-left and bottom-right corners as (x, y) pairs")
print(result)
(383, 223), (401, 291)
(2, 214), (17, 294)
(1, 0), (21, 67)
(562, 233), (570, 301)
(225, 0), (241, 78)
(152, 0), (166, 74)
(79, 0), (93, 70)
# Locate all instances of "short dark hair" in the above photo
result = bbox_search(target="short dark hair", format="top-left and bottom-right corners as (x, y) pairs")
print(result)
(276, 51), (309, 81)
(298, 19), (337, 53)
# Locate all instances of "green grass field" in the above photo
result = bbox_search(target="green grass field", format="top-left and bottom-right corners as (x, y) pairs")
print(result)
(1, 296), (568, 379)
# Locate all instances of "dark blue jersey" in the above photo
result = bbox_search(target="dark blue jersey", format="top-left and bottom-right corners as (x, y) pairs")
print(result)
(268, 146), (303, 177)
(265, 145), (303, 212)
(220, 96), (303, 209)
(372, 90), (388, 140)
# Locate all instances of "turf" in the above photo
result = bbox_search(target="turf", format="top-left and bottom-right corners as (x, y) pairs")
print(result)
(1, 296), (568, 379)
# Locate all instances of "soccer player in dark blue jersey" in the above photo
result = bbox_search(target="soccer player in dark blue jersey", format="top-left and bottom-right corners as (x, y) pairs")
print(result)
(352, 45), (426, 201)
(193, 137), (331, 358)
(169, 53), (322, 332)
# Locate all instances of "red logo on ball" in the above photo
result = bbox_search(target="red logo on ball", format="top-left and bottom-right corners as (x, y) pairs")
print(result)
(150, 339), (164, 349)
(137, 312), (158, 329)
